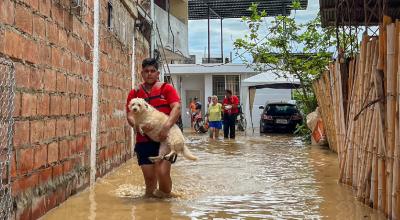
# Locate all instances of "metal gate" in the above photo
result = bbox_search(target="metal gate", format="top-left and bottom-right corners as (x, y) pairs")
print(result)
(0, 58), (15, 219)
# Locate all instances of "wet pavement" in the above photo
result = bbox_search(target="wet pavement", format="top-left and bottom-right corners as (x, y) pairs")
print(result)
(42, 132), (386, 220)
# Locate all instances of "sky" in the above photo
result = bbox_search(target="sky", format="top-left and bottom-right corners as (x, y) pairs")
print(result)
(188, 0), (320, 64)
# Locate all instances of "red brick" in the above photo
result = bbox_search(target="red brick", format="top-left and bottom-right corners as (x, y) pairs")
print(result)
(84, 43), (91, 60)
(56, 72), (67, 92)
(64, 11), (73, 31)
(61, 97), (70, 115)
(43, 69), (56, 91)
(47, 142), (58, 163)
(80, 60), (86, 76)
(78, 98), (85, 114)
(39, 43), (51, 66)
(24, 37), (39, 64)
(52, 163), (63, 178)
(15, 63), (31, 90)
(50, 95), (61, 115)
(30, 120), (44, 143)
(15, 4), (33, 34)
(59, 139), (69, 160)
(56, 118), (68, 137)
(34, 145), (47, 169)
(0, 29), (4, 54)
(62, 159), (73, 174)
(13, 120), (30, 146)
(47, 21), (58, 44)
(51, 47), (62, 69)
(70, 97), (78, 115)
(13, 92), (22, 117)
(38, 167), (52, 184)
(12, 174), (38, 196)
(10, 151), (17, 178)
(27, 0), (39, 11)
(33, 15), (46, 39)
(31, 197), (46, 220)
(74, 117), (82, 135)
(21, 93), (37, 117)
(39, 0), (50, 17)
(83, 117), (90, 132)
(37, 93), (50, 116)
(0, 0), (15, 24)
(43, 119), (56, 140)
(59, 29), (67, 48)
(51, 3), (64, 26)
(63, 52), (72, 72)
(30, 68), (44, 90)
(69, 139), (77, 154)
(71, 56), (80, 74)
(76, 136), (84, 153)
(66, 76), (76, 93)
(17, 147), (34, 174)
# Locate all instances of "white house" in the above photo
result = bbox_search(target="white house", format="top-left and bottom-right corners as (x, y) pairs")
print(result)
(165, 63), (299, 128)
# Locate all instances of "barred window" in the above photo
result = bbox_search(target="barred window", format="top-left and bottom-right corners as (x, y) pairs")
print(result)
(212, 75), (240, 102)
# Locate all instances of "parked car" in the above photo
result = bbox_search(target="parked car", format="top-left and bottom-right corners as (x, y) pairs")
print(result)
(259, 102), (303, 133)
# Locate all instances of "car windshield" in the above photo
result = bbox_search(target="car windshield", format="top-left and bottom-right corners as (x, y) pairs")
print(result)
(266, 104), (298, 116)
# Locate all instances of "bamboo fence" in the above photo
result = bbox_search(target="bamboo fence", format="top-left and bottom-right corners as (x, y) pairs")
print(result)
(313, 18), (400, 218)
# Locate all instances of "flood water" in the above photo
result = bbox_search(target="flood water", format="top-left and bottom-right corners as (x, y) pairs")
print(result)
(42, 132), (385, 220)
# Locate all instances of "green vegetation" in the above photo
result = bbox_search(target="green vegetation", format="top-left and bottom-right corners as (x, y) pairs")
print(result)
(234, 1), (337, 140)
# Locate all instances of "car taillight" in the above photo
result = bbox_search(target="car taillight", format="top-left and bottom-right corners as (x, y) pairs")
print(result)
(291, 114), (302, 120)
(263, 115), (273, 120)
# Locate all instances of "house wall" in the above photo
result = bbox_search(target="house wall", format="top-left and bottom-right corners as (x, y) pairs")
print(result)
(176, 75), (205, 128)
(0, 0), (149, 219)
(154, 4), (188, 58)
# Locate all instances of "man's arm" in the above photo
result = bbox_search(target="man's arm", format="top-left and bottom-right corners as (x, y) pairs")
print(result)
(159, 102), (181, 141)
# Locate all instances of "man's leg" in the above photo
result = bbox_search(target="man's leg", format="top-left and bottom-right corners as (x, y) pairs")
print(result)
(223, 115), (229, 138)
(140, 164), (157, 196)
(155, 160), (172, 194)
(229, 114), (236, 139)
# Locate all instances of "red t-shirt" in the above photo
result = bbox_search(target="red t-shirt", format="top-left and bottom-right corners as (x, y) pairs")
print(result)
(126, 83), (180, 142)
(223, 95), (239, 114)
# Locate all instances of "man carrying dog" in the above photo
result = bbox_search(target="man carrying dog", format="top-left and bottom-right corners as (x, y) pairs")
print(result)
(126, 58), (181, 197)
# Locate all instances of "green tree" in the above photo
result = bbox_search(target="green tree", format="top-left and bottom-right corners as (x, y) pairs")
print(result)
(234, 1), (336, 115)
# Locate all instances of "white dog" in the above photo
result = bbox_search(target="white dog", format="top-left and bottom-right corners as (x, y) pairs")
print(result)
(128, 98), (198, 162)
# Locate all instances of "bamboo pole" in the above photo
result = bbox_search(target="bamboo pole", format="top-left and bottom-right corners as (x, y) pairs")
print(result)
(394, 19), (400, 220)
(386, 23), (397, 218)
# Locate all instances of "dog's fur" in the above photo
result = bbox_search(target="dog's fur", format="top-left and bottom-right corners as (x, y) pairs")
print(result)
(128, 98), (197, 162)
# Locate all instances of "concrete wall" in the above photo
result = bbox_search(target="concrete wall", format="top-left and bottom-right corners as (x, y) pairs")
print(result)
(177, 75), (205, 128)
(0, 0), (149, 219)
(154, 4), (188, 58)
(170, 0), (188, 24)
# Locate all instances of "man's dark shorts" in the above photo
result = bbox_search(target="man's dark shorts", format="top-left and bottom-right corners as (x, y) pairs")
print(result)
(134, 141), (160, 166)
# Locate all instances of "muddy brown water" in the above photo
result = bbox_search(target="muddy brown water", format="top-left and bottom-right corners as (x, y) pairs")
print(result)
(42, 132), (386, 220)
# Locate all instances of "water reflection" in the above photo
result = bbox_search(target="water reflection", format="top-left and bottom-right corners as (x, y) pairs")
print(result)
(42, 132), (385, 220)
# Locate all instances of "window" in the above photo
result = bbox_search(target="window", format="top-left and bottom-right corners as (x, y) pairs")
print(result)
(212, 75), (240, 102)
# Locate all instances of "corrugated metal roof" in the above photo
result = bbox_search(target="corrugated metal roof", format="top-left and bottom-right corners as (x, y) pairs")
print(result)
(188, 0), (308, 20)
(320, 0), (400, 27)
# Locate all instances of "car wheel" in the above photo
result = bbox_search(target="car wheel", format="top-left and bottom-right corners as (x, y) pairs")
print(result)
(260, 122), (265, 134)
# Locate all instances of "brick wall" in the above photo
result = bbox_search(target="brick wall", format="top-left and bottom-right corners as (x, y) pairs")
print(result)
(0, 0), (149, 219)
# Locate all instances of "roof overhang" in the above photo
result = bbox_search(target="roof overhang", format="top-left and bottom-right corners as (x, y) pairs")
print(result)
(320, 0), (400, 27)
(166, 63), (259, 75)
(189, 0), (308, 20)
